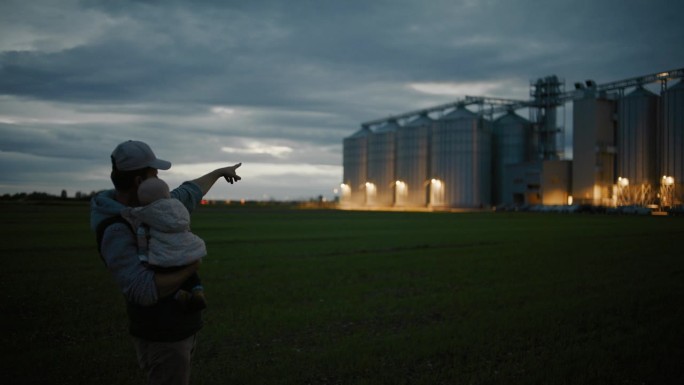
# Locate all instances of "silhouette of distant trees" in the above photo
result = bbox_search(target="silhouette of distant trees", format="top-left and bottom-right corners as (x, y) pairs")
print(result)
(0, 190), (100, 201)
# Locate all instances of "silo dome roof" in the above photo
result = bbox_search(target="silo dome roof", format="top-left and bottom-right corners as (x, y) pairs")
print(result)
(346, 126), (372, 139)
(494, 111), (529, 124)
(626, 86), (659, 98)
(375, 120), (401, 133)
(666, 80), (684, 91)
(440, 106), (477, 120)
(405, 114), (433, 127)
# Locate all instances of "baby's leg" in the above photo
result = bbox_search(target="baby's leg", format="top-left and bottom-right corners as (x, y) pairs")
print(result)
(176, 271), (206, 312)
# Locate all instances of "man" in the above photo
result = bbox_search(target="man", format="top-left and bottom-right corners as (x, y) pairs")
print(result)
(90, 140), (241, 385)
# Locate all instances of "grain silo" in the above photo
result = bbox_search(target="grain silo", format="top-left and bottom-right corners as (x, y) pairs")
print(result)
(342, 126), (371, 206)
(367, 120), (399, 206)
(492, 111), (533, 205)
(430, 106), (491, 208)
(617, 86), (659, 189)
(572, 92), (616, 206)
(395, 114), (432, 207)
(661, 80), (684, 206)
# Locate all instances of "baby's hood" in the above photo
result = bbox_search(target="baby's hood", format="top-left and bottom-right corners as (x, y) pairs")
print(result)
(90, 189), (126, 232)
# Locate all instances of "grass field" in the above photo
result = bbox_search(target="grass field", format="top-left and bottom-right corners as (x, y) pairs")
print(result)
(1, 202), (683, 384)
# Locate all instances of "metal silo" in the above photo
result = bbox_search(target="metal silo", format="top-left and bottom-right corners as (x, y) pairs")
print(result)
(571, 94), (616, 206)
(617, 86), (659, 190)
(342, 126), (371, 207)
(661, 80), (684, 206)
(367, 120), (399, 207)
(431, 106), (491, 208)
(396, 114), (432, 207)
(492, 111), (533, 205)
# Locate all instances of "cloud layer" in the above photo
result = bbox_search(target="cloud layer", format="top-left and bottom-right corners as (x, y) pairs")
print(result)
(1, 0), (682, 199)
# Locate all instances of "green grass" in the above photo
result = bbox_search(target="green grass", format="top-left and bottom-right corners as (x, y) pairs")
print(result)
(1, 202), (683, 384)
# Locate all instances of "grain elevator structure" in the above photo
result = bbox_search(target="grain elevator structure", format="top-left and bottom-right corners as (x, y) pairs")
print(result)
(341, 67), (684, 211)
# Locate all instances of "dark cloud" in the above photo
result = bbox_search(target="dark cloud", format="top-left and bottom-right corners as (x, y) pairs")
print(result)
(0, 122), (108, 160)
(4, 1), (682, 104)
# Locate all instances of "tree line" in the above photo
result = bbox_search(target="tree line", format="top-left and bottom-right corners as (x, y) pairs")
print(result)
(0, 190), (101, 201)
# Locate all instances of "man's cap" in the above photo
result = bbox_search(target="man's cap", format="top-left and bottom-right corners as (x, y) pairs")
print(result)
(111, 140), (172, 171)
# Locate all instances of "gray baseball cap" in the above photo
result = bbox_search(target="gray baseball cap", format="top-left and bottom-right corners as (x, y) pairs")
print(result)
(111, 140), (172, 171)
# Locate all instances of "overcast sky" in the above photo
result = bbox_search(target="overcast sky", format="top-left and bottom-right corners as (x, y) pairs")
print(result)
(1, 0), (682, 201)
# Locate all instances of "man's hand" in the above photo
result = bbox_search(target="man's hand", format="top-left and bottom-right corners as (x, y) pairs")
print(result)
(155, 260), (201, 299)
(221, 163), (242, 184)
(191, 163), (243, 195)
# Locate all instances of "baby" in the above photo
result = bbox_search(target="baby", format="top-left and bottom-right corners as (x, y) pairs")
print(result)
(122, 178), (207, 311)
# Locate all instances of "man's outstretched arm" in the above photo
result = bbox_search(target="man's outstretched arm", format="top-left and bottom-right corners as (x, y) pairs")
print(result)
(190, 163), (242, 196)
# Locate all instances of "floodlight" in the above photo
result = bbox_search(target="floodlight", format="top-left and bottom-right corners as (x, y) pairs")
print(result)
(617, 177), (629, 187)
(662, 176), (675, 186)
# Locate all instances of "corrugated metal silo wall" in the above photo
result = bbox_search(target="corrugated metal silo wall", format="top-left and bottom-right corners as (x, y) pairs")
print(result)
(367, 131), (396, 206)
(572, 96), (616, 205)
(343, 135), (367, 206)
(480, 120), (493, 207)
(661, 81), (684, 204)
(617, 88), (659, 186)
(396, 122), (430, 207)
(431, 115), (491, 208)
(492, 113), (532, 205)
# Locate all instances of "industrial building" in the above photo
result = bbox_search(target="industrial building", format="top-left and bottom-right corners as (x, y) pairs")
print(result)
(341, 67), (684, 211)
